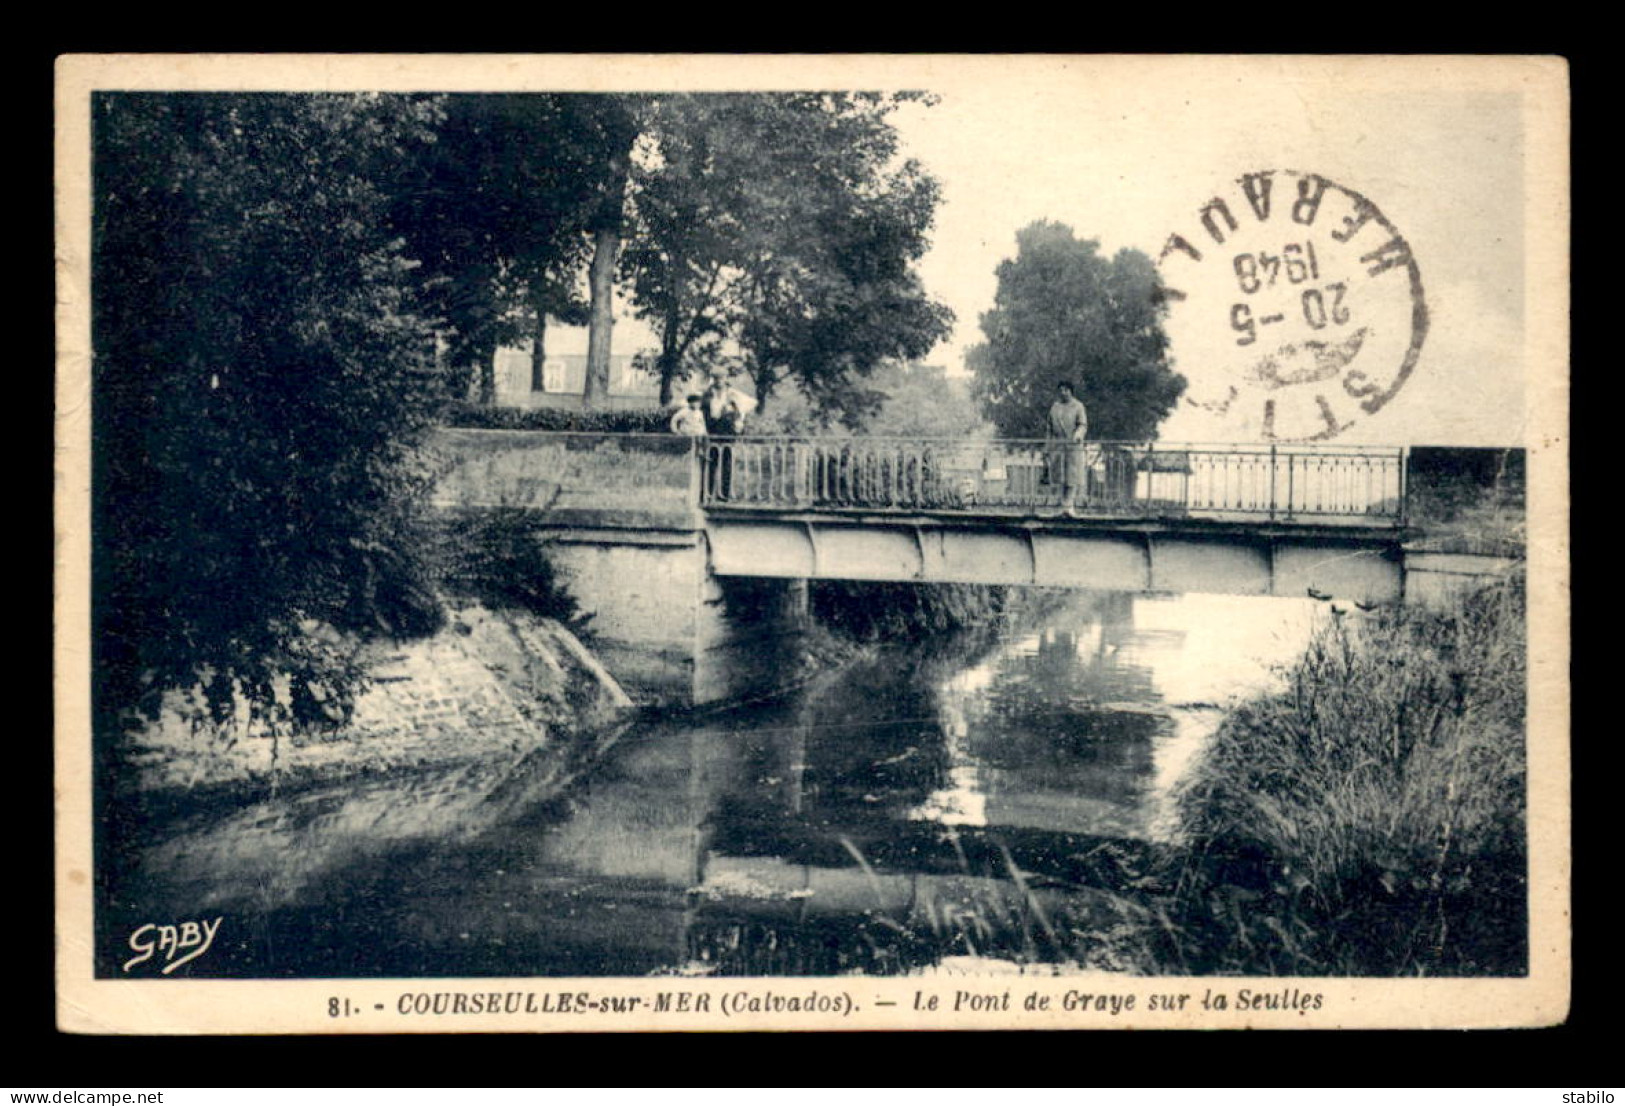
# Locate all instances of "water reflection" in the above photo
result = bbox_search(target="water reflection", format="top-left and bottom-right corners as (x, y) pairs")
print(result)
(103, 590), (1322, 978)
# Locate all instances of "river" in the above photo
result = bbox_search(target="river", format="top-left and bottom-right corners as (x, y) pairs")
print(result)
(100, 590), (1324, 978)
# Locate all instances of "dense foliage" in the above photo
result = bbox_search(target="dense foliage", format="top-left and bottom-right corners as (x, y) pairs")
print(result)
(968, 221), (1186, 441)
(622, 93), (953, 419)
(389, 94), (603, 403)
(440, 402), (671, 435)
(811, 581), (1014, 647)
(431, 511), (584, 628)
(93, 93), (454, 735)
(750, 361), (993, 439)
(92, 90), (953, 740)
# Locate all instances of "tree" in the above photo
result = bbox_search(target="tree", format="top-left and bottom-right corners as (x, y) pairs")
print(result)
(864, 362), (994, 440)
(619, 95), (747, 406)
(967, 221), (1186, 441)
(389, 94), (600, 404)
(93, 92), (457, 737)
(572, 95), (644, 409)
(620, 93), (952, 418)
(746, 360), (993, 441)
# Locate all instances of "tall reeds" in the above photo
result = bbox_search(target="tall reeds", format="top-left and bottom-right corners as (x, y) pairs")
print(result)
(1164, 579), (1528, 975)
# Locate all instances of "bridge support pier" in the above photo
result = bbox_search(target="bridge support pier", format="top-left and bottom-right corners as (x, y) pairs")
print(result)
(694, 574), (811, 707)
(537, 526), (808, 708)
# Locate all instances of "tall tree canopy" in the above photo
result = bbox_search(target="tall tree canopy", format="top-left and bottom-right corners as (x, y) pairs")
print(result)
(389, 94), (613, 403)
(89, 91), (955, 740)
(967, 221), (1185, 440)
(93, 92), (455, 734)
(621, 93), (952, 418)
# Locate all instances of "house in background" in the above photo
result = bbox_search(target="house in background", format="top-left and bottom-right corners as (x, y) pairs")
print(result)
(482, 318), (955, 416)
(487, 317), (734, 412)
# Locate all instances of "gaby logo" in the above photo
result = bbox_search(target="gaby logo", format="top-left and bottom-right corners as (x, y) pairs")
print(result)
(122, 917), (223, 974)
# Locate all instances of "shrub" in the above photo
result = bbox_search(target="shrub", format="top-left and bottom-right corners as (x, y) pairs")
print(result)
(442, 402), (671, 435)
(811, 581), (1013, 647)
(431, 509), (585, 629)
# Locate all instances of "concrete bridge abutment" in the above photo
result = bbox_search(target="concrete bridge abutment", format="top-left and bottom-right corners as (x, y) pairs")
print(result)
(537, 527), (808, 708)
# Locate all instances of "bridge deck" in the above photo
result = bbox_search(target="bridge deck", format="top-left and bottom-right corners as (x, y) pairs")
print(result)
(699, 436), (1407, 527)
(704, 506), (1407, 602)
(701, 500), (1404, 534)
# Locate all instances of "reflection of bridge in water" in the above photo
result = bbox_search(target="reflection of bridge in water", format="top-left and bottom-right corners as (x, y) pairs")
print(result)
(432, 430), (1509, 705)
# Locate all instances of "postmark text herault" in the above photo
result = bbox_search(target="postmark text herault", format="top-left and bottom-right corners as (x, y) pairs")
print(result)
(1159, 169), (1429, 442)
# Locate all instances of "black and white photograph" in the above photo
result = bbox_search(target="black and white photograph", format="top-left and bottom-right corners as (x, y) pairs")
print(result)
(54, 54), (1569, 1032)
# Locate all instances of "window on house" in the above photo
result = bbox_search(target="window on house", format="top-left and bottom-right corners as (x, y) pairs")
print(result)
(543, 359), (566, 393)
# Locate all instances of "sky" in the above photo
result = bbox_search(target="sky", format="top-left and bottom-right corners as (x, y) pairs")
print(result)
(880, 60), (1543, 448)
(218, 55), (1549, 450)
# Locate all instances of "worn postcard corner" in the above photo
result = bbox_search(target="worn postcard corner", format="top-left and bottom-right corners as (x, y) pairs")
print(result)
(56, 53), (1568, 1035)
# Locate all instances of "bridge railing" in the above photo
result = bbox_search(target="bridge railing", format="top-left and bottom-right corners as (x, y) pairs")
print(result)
(700, 437), (1406, 523)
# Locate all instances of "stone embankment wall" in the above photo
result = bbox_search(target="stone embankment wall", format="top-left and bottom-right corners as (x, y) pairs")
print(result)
(120, 604), (632, 798)
(430, 428), (699, 529)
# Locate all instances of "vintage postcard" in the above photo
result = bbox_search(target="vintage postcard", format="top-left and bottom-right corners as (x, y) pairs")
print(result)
(54, 54), (1569, 1033)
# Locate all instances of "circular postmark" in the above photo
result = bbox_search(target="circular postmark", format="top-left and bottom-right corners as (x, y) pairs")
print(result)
(1156, 170), (1427, 442)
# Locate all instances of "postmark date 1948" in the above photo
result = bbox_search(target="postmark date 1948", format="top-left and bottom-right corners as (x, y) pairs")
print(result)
(1159, 170), (1428, 442)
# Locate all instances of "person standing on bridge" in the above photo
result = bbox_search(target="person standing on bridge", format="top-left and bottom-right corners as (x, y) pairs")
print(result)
(670, 393), (707, 437)
(1046, 379), (1089, 518)
(701, 371), (750, 502)
(702, 371), (749, 437)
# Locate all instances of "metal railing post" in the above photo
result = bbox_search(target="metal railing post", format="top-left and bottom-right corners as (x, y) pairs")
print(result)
(1145, 440), (1154, 511)
(692, 438), (701, 505)
(1269, 443), (1277, 521)
(1399, 446), (1410, 527)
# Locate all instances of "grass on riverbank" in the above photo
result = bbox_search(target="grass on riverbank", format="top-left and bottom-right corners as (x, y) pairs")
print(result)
(1158, 578), (1528, 976)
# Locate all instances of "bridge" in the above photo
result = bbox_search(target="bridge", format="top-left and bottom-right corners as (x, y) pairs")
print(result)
(431, 429), (1513, 704)
(697, 436), (1406, 599)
